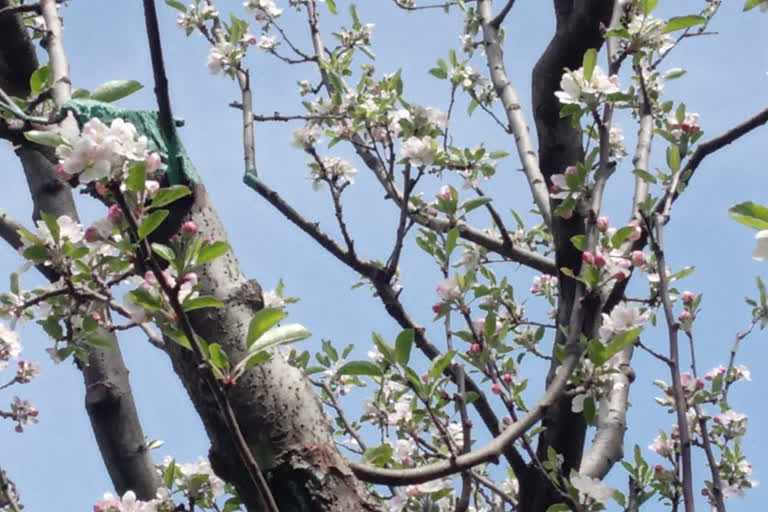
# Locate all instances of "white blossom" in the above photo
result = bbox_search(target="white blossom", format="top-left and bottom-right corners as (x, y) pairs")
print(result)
(310, 156), (357, 190)
(555, 65), (620, 108)
(571, 474), (615, 505)
(262, 289), (285, 309)
(599, 303), (650, 343)
(400, 136), (436, 167)
(752, 230), (768, 261)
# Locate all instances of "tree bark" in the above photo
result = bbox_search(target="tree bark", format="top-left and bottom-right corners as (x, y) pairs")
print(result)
(521, 1), (615, 510)
(0, 11), (160, 500)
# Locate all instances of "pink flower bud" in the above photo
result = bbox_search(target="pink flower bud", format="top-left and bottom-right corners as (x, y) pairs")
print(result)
(432, 303), (442, 314)
(628, 220), (642, 241)
(502, 416), (513, 425)
(597, 216), (610, 232)
(170, 234), (180, 242)
(564, 165), (577, 175)
(701, 488), (709, 496)
(582, 251), (594, 265)
(107, 205), (124, 224)
(84, 226), (101, 243)
(55, 163), (71, 181)
(681, 291), (695, 305)
(503, 373), (512, 384)
(491, 382), (502, 394)
(695, 378), (704, 390)
(145, 152), (162, 174)
(181, 221), (198, 236)
(630, 250), (645, 267)
(594, 253), (606, 267)
(560, 209), (573, 220)
(654, 464), (663, 473)
(615, 270), (627, 281)
(679, 310), (692, 322)
(470, 343), (482, 354)
(436, 185), (452, 201)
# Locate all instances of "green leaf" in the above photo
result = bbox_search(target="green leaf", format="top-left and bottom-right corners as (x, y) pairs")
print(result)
(372, 332), (395, 363)
(183, 296), (224, 312)
(582, 48), (597, 82)
(90, 80), (144, 103)
(662, 68), (686, 81)
(125, 161), (147, 192)
(149, 185), (191, 209)
(429, 67), (448, 79)
(611, 226), (635, 248)
(151, 243), (175, 264)
(395, 328), (414, 365)
(445, 227), (459, 257)
(86, 334), (115, 349)
(207, 343), (229, 370)
(429, 350), (456, 379)
(461, 196), (492, 214)
(546, 504), (571, 512)
(570, 235), (585, 251)
(10, 272), (19, 295)
(603, 327), (643, 361)
(587, 339), (607, 366)
(246, 307), (288, 347)
(632, 169), (657, 184)
(728, 202), (768, 230)
(248, 323), (310, 353)
(467, 98), (479, 116)
(666, 145), (680, 172)
(743, 0), (763, 11)
(165, 0), (186, 11)
(362, 443), (392, 466)
(71, 88), (90, 99)
(197, 241), (230, 265)
(583, 396), (596, 425)
(40, 211), (60, 244)
(29, 63), (51, 95)
(138, 210), (169, 240)
(664, 15), (706, 33)
(22, 245), (49, 263)
(23, 130), (67, 148)
(325, 0), (337, 14)
(639, 0), (659, 14)
(238, 350), (272, 370)
(163, 459), (176, 489)
(338, 360), (382, 377)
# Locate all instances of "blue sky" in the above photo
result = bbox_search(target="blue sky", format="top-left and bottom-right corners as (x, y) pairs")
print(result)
(0, 1), (766, 510)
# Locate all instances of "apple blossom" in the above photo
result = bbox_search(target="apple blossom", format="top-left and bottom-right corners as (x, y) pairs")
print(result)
(436, 185), (452, 201)
(626, 14), (675, 55)
(555, 65), (621, 109)
(491, 382), (502, 394)
(705, 365), (726, 380)
(291, 125), (323, 148)
(627, 220), (642, 241)
(10, 396), (38, 432)
(436, 277), (460, 301)
(0, 323), (21, 371)
(181, 220), (198, 236)
(257, 34), (278, 50)
(597, 215), (610, 232)
(599, 303), (650, 343)
(400, 136), (436, 167)
(582, 251), (595, 265)
(681, 290), (696, 304)
(243, 0), (282, 20)
(649, 434), (675, 456)
(608, 124), (627, 160)
(630, 250), (645, 267)
(570, 473), (615, 505)
(15, 360), (41, 384)
(207, 41), (236, 75)
(310, 156), (357, 190)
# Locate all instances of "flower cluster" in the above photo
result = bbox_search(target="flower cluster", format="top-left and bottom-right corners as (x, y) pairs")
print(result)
(555, 65), (620, 109)
(56, 118), (162, 184)
(176, 2), (218, 34)
(309, 156), (358, 191)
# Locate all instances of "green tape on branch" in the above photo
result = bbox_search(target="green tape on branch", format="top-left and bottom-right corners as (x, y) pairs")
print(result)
(60, 99), (200, 185)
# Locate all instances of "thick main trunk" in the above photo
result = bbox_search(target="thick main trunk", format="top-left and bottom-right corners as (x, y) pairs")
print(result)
(162, 184), (373, 511)
(522, 1), (615, 510)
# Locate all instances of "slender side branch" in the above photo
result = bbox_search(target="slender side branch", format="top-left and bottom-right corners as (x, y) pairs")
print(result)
(477, 0), (551, 227)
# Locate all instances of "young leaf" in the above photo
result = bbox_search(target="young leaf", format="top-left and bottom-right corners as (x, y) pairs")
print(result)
(138, 210), (169, 240)
(125, 161), (147, 192)
(151, 243), (175, 264)
(90, 80), (144, 103)
(728, 201), (768, 230)
(29, 63), (51, 95)
(207, 343), (230, 371)
(582, 48), (597, 82)
(663, 15), (706, 33)
(428, 350), (456, 379)
(395, 328), (414, 365)
(149, 185), (192, 209)
(338, 360), (382, 377)
(461, 196), (493, 214)
(246, 307), (288, 347)
(603, 327), (643, 361)
(23, 130), (67, 148)
(197, 241), (230, 265)
(247, 323), (311, 353)
(183, 296), (225, 312)
(165, 0), (187, 12)
(40, 211), (60, 244)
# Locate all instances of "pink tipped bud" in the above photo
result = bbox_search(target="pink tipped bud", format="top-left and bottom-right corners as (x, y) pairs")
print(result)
(631, 250), (645, 267)
(432, 303), (442, 314)
(107, 205), (124, 224)
(470, 343), (482, 354)
(55, 163), (71, 181)
(181, 221), (198, 236)
(679, 310), (692, 322)
(695, 378), (704, 390)
(597, 216), (610, 232)
(582, 251), (594, 265)
(654, 464), (663, 473)
(503, 373), (513, 384)
(502, 416), (513, 425)
(145, 152), (162, 174)
(91, 312), (101, 321)
(436, 185), (452, 200)
(701, 488), (709, 496)
(628, 220), (642, 241)
(84, 226), (101, 243)
(491, 382), (502, 394)
(421, 372), (429, 383)
(565, 165), (578, 175)
(615, 270), (628, 281)
(681, 291), (695, 305)
(594, 253), (606, 267)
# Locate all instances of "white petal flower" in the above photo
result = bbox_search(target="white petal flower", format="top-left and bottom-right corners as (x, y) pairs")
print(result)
(752, 230), (768, 261)
(555, 66), (620, 108)
(599, 303), (649, 343)
(571, 474), (615, 505)
(400, 136), (436, 167)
